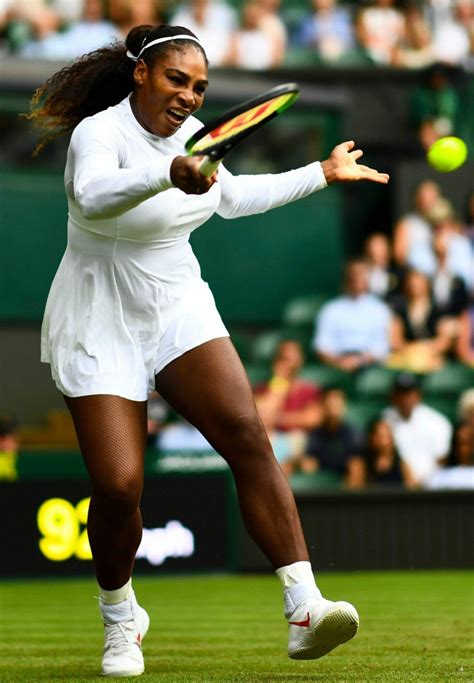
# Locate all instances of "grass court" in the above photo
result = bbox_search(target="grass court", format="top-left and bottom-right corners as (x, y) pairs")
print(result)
(0, 571), (472, 682)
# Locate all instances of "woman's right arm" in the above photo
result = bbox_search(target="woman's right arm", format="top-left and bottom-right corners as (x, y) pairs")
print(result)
(69, 120), (175, 220)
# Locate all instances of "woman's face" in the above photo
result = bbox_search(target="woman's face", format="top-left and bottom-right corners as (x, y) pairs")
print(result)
(133, 47), (208, 137)
(405, 271), (429, 299)
(370, 421), (393, 451)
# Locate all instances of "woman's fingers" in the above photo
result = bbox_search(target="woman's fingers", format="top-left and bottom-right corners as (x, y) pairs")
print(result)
(350, 149), (364, 161)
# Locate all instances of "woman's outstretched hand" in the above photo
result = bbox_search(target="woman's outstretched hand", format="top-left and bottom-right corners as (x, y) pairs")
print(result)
(321, 141), (389, 185)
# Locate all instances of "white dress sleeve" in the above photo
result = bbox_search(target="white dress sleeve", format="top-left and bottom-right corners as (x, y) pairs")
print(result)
(216, 161), (327, 220)
(68, 118), (175, 220)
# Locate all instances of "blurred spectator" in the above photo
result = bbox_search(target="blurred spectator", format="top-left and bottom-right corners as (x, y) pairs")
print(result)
(355, 0), (405, 65)
(454, 386), (474, 468)
(390, 269), (454, 373)
(364, 232), (404, 302)
(110, 0), (163, 37)
(146, 390), (170, 448)
(432, 0), (471, 65)
(304, 387), (365, 488)
(313, 259), (395, 371)
(434, 215), (474, 293)
(255, 339), (322, 473)
(431, 221), (469, 317)
(410, 63), (462, 150)
(21, 0), (121, 59)
(392, 179), (453, 274)
(464, 191), (474, 248)
(384, 372), (452, 486)
(456, 302), (474, 366)
(364, 418), (416, 487)
(294, 0), (354, 63)
(0, 414), (19, 482)
(158, 420), (214, 451)
(4, 0), (60, 52)
(170, 0), (236, 67)
(226, 0), (285, 69)
(393, 2), (434, 68)
(257, 0), (287, 61)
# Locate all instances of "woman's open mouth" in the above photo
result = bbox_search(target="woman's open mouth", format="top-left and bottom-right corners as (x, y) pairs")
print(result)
(166, 108), (188, 126)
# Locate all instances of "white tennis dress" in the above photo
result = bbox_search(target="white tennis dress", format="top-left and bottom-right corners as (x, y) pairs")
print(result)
(41, 95), (327, 401)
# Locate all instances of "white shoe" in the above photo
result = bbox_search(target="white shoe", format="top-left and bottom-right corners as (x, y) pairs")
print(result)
(287, 597), (359, 660)
(101, 602), (150, 677)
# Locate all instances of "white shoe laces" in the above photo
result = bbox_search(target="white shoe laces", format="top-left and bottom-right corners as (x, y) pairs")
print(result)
(104, 620), (138, 654)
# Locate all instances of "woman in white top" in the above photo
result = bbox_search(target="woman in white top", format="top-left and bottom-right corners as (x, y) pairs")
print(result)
(28, 23), (388, 677)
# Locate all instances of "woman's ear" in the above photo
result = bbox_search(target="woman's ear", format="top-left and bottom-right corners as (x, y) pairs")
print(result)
(133, 59), (148, 87)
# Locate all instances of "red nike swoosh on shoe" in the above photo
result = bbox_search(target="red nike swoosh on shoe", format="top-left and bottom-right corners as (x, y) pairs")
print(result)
(289, 612), (311, 627)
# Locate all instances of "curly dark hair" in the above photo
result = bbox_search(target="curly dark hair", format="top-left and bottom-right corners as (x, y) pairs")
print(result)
(25, 24), (207, 154)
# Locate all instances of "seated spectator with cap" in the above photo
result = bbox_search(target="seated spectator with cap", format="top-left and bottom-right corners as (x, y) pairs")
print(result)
(383, 373), (452, 487)
(255, 339), (322, 474)
(303, 387), (365, 488)
(313, 259), (395, 371)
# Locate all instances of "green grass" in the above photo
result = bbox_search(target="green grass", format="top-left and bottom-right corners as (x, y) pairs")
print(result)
(0, 572), (473, 682)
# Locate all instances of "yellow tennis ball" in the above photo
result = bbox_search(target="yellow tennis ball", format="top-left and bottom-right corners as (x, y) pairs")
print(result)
(427, 136), (467, 172)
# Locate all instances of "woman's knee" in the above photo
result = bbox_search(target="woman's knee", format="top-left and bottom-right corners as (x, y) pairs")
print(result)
(91, 475), (143, 519)
(215, 410), (274, 462)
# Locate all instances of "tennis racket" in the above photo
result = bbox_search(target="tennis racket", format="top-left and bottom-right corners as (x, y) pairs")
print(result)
(185, 83), (299, 177)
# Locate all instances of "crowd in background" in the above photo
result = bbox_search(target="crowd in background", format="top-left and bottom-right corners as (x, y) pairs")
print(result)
(141, 176), (474, 492)
(0, 0), (473, 70)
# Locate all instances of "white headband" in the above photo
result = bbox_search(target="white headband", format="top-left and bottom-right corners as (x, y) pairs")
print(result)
(126, 35), (203, 61)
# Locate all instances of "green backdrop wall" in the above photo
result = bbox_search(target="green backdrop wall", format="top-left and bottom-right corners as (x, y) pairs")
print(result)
(0, 170), (342, 324)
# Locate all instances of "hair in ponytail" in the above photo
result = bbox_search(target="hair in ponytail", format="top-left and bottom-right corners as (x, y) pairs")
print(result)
(25, 24), (207, 155)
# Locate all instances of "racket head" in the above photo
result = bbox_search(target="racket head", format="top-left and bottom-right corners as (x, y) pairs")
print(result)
(185, 83), (299, 160)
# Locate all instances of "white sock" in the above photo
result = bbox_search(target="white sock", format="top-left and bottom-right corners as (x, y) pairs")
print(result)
(99, 578), (133, 605)
(275, 561), (322, 618)
(98, 579), (136, 624)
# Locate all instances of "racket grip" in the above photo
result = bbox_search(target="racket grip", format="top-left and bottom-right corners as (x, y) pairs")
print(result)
(199, 156), (222, 177)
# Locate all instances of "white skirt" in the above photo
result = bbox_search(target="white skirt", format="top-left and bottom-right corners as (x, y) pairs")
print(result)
(41, 223), (229, 401)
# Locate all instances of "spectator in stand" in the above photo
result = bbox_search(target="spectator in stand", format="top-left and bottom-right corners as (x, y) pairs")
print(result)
(0, 414), (19, 482)
(313, 259), (394, 372)
(431, 221), (469, 318)
(170, 0), (236, 67)
(255, 339), (322, 474)
(432, 0), (471, 66)
(390, 269), (454, 373)
(410, 63), (463, 150)
(303, 387), (365, 488)
(295, 0), (354, 63)
(364, 418), (416, 487)
(4, 0), (60, 52)
(257, 0), (287, 63)
(111, 0), (163, 39)
(355, 0), (405, 65)
(433, 215), (474, 293)
(21, 0), (121, 60)
(449, 395), (474, 465)
(364, 232), (404, 303)
(393, 1), (434, 68)
(393, 179), (452, 274)
(464, 191), (474, 248)
(226, 0), (285, 69)
(384, 372), (452, 487)
(456, 301), (474, 366)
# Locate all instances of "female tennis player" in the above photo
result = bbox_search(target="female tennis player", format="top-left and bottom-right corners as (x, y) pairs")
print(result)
(30, 24), (389, 677)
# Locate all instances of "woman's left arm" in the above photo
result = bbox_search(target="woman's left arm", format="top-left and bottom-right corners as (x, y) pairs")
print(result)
(217, 141), (389, 220)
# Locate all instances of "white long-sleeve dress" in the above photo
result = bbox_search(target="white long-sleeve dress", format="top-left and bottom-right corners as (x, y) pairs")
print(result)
(41, 94), (327, 400)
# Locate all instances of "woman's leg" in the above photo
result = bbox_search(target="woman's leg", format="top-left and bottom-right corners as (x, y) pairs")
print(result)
(64, 394), (147, 589)
(155, 337), (309, 568)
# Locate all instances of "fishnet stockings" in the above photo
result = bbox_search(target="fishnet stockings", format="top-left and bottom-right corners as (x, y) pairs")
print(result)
(64, 395), (147, 589)
(155, 337), (309, 568)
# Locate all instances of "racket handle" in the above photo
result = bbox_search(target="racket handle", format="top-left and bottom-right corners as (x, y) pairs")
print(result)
(199, 156), (222, 177)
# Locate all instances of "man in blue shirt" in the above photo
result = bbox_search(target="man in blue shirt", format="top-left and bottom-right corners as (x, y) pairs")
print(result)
(313, 259), (394, 371)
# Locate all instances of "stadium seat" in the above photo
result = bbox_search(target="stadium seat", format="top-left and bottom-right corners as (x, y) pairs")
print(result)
(422, 363), (474, 398)
(229, 330), (253, 362)
(250, 328), (313, 364)
(299, 364), (353, 392)
(424, 398), (458, 424)
(289, 470), (343, 492)
(345, 400), (383, 432)
(244, 363), (270, 388)
(281, 294), (328, 330)
(354, 366), (396, 399)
